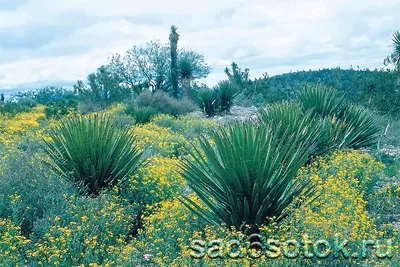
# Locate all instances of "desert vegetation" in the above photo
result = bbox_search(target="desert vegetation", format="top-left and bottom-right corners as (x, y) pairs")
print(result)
(0, 28), (399, 267)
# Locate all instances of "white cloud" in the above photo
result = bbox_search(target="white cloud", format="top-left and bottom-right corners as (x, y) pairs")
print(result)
(0, 49), (108, 88)
(350, 34), (370, 47)
(0, 0), (399, 90)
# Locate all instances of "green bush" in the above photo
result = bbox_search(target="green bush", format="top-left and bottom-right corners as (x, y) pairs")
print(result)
(44, 100), (78, 119)
(180, 121), (323, 233)
(152, 113), (217, 139)
(44, 114), (144, 195)
(0, 151), (77, 237)
(77, 100), (105, 115)
(194, 81), (238, 116)
(0, 99), (36, 115)
(124, 106), (157, 124)
(27, 193), (139, 266)
(133, 91), (196, 117)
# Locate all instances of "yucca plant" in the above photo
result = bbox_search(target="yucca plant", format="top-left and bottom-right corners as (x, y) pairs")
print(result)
(214, 80), (238, 113)
(336, 105), (380, 149)
(258, 102), (303, 132)
(298, 84), (347, 119)
(44, 114), (144, 195)
(384, 31), (400, 72)
(194, 88), (219, 117)
(125, 106), (157, 124)
(180, 121), (323, 234)
(258, 102), (335, 158)
(298, 85), (379, 150)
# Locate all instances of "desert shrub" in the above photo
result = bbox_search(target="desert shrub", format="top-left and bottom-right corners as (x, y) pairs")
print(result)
(44, 114), (143, 195)
(194, 81), (240, 116)
(0, 152), (77, 237)
(121, 156), (186, 205)
(26, 193), (139, 266)
(133, 122), (190, 157)
(276, 150), (388, 266)
(44, 100), (78, 119)
(295, 150), (384, 238)
(133, 91), (196, 117)
(0, 106), (47, 148)
(134, 195), (206, 266)
(152, 113), (217, 139)
(0, 98), (37, 115)
(77, 100), (105, 115)
(156, 150), (388, 266)
(180, 121), (324, 233)
(258, 102), (337, 159)
(258, 102), (312, 138)
(0, 219), (30, 266)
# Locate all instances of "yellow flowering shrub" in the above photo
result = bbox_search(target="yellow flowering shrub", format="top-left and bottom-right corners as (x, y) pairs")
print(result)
(0, 219), (30, 266)
(26, 194), (136, 266)
(134, 195), (206, 265)
(152, 113), (217, 138)
(103, 103), (126, 116)
(0, 105), (47, 148)
(133, 123), (190, 157)
(294, 150), (384, 241)
(123, 156), (186, 205)
(140, 150), (388, 266)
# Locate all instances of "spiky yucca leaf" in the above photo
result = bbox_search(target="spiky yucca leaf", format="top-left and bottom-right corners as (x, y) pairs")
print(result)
(298, 84), (346, 118)
(337, 105), (380, 149)
(180, 121), (323, 231)
(258, 102), (303, 133)
(44, 114), (143, 195)
(389, 31), (400, 71)
(258, 102), (336, 158)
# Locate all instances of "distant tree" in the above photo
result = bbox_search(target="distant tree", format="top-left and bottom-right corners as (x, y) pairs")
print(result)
(224, 62), (270, 106)
(384, 31), (400, 73)
(178, 49), (211, 98)
(109, 40), (170, 93)
(169, 25), (180, 98)
(75, 65), (130, 104)
(108, 53), (140, 91)
(107, 39), (209, 97)
(224, 62), (251, 91)
(13, 86), (78, 106)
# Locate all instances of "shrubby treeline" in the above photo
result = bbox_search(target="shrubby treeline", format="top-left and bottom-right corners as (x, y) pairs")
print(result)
(2, 30), (400, 119)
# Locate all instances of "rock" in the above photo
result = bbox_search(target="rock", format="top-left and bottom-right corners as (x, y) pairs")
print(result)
(212, 105), (259, 124)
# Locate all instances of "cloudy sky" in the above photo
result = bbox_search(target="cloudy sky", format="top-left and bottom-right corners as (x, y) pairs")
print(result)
(0, 0), (399, 93)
